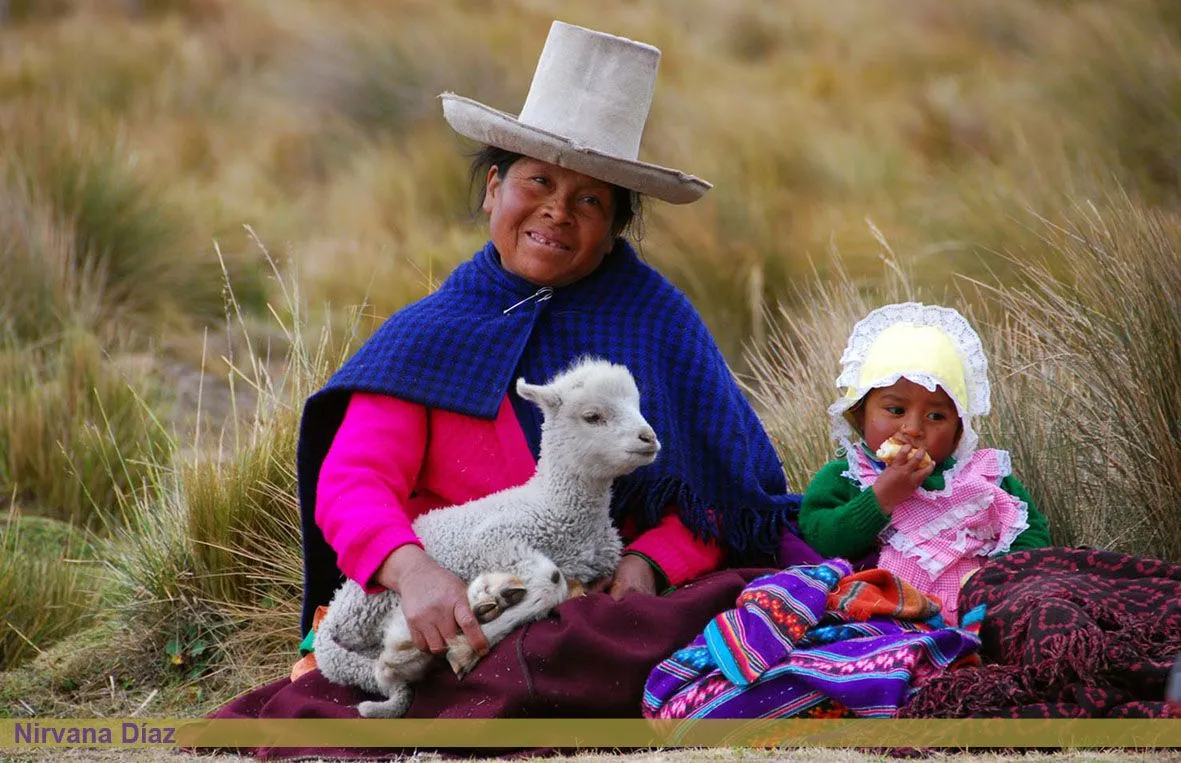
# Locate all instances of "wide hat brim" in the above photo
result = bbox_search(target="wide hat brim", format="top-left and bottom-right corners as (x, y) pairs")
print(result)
(441, 93), (712, 205)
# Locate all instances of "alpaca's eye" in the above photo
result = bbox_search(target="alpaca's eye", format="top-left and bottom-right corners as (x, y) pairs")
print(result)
(582, 411), (604, 424)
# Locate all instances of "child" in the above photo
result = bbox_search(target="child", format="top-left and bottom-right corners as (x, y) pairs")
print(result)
(798, 302), (1051, 624)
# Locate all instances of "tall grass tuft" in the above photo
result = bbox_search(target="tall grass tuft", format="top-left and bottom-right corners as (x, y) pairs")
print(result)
(0, 329), (173, 527)
(742, 245), (918, 492)
(0, 180), (105, 342)
(980, 198), (1181, 560)
(0, 511), (99, 671)
(979, 319), (1113, 552)
(1, 118), (265, 336)
(103, 233), (358, 685)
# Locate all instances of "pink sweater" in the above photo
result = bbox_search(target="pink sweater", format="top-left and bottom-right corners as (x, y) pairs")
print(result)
(317, 392), (725, 592)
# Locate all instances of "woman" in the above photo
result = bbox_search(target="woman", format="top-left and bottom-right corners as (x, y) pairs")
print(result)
(298, 17), (801, 650)
(220, 20), (809, 732)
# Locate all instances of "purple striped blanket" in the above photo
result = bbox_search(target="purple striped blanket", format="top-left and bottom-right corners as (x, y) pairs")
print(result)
(642, 560), (983, 719)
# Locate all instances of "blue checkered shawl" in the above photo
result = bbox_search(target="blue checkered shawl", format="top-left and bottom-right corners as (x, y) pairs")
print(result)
(297, 239), (801, 632)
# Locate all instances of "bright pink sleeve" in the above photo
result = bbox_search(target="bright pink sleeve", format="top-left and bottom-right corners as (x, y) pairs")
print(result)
(625, 509), (726, 586)
(316, 392), (427, 592)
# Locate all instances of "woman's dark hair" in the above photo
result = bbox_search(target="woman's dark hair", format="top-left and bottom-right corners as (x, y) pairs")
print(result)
(468, 145), (644, 239)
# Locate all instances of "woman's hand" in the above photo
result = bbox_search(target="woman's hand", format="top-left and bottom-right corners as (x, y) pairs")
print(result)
(606, 554), (658, 600)
(872, 441), (935, 515)
(375, 545), (490, 657)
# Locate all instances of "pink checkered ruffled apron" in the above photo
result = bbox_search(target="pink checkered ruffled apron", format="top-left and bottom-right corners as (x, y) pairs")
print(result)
(847, 447), (1028, 624)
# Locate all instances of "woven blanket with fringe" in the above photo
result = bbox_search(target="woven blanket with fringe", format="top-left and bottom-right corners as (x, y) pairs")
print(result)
(901, 547), (1181, 718)
(642, 560), (983, 719)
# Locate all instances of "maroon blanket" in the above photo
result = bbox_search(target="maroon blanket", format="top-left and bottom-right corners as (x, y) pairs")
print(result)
(901, 547), (1181, 719)
(210, 568), (772, 758)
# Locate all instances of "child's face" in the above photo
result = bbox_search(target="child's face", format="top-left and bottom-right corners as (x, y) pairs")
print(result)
(856, 378), (962, 465)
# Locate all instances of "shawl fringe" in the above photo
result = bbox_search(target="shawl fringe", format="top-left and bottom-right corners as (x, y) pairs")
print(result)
(612, 476), (798, 565)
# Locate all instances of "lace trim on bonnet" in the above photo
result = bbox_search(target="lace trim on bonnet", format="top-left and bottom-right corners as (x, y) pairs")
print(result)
(829, 302), (991, 463)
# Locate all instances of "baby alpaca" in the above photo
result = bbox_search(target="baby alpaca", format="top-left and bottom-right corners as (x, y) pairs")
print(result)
(412, 357), (661, 585)
(357, 552), (569, 718)
(315, 358), (661, 714)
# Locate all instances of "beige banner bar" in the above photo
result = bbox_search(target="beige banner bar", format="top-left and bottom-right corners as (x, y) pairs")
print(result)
(1, 719), (1179, 749)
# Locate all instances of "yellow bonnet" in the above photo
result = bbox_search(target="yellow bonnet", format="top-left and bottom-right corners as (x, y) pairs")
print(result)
(829, 302), (990, 460)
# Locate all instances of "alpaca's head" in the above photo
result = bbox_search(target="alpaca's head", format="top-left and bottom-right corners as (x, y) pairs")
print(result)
(516, 358), (659, 480)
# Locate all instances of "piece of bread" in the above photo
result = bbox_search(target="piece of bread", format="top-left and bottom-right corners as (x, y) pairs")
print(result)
(875, 437), (933, 469)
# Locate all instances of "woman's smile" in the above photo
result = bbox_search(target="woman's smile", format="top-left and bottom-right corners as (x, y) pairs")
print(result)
(525, 230), (572, 251)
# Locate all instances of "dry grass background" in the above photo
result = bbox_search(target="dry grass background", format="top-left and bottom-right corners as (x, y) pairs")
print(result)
(1, 0), (1180, 748)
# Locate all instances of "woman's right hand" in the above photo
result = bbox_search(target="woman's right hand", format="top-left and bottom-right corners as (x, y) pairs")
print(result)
(375, 545), (490, 658)
(872, 442), (935, 515)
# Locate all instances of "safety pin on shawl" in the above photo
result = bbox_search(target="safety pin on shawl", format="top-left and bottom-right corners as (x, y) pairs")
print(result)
(503, 287), (555, 315)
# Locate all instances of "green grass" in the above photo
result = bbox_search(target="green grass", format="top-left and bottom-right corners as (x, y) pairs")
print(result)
(0, 329), (173, 528)
(0, 512), (99, 671)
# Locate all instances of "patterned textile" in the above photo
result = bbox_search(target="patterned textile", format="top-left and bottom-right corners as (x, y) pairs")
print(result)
(901, 547), (1181, 718)
(827, 567), (944, 622)
(847, 446), (1027, 624)
(295, 239), (800, 632)
(643, 562), (984, 719)
(703, 561), (848, 686)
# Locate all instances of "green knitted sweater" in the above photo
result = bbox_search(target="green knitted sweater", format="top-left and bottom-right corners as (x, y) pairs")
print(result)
(798, 451), (1051, 560)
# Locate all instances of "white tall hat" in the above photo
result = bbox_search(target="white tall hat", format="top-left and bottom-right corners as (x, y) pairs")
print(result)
(440, 20), (712, 204)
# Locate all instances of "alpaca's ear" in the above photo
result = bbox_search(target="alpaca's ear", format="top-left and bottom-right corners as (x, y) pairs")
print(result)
(516, 377), (562, 415)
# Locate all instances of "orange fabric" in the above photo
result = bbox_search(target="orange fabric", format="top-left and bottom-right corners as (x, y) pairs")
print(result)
(290, 606), (330, 683)
(826, 568), (942, 622)
(290, 653), (318, 683)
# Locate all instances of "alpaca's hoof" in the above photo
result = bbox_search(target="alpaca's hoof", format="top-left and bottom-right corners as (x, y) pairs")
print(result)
(445, 635), (480, 679)
(468, 572), (527, 623)
(446, 573), (531, 679)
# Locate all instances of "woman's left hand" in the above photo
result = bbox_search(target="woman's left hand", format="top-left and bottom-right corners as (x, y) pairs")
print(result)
(606, 554), (658, 600)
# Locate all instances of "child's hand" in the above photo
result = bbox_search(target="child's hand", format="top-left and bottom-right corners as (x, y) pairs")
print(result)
(872, 443), (936, 514)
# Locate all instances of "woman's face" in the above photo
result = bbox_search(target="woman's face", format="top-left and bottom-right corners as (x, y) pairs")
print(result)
(483, 158), (617, 288)
(856, 378), (962, 465)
